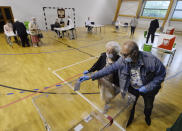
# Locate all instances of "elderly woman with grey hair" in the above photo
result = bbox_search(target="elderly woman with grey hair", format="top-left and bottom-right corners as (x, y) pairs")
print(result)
(29, 17), (40, 47)
(83, 41), (121, 113)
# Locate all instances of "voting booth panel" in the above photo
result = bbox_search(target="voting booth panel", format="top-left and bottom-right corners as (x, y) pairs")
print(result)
(157, 34), (176, 50)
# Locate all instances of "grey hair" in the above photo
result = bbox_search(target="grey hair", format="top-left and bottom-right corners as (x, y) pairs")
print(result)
(31, 17), (36, 20)
(105, 41), (121, 54)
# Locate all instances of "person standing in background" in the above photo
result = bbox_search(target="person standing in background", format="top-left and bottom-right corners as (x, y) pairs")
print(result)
(13, 19), (30, 47)
(130, 17), (138, 38)
(29, 17), (40, 47)
(146, 19), (159, 44)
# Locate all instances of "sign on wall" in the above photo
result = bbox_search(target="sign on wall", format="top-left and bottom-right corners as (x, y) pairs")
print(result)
(57, 8), (65, 18)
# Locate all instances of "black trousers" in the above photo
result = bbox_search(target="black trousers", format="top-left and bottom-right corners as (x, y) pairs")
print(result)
(128, 87), (156, 118)
(14, 36), (18, 43)
(131, 26), (136, 35)
(19, 34), (30, 47)
(146, 32), (155, 43)
(69, 28), (75, 39)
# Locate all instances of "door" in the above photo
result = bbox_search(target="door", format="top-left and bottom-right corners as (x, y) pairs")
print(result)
(0, 6), (14, 33)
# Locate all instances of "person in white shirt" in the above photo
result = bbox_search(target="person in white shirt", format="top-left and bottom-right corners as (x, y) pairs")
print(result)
(4, 20), (18, 45)
(67, 16), (74, 29)
(115, 20), (120, 30)
(130, 17), (138, 38)
(85, 17), (93, 32)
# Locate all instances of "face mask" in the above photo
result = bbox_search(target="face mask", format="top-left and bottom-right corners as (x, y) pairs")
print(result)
(125, 57), (132, 63)
(106, 53), (113, 59)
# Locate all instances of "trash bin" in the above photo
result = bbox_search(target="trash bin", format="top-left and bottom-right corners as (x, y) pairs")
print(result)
(143, 43), (152, 52)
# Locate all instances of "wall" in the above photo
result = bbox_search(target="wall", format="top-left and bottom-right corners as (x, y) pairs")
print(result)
(119, 0), (139, 16)
(0, 0), (117, 30)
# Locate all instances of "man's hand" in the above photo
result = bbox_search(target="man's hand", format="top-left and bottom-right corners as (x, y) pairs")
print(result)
(79, 75), (90, 82)
(138, 86), (148, 93)
(83, 70), (89, 75)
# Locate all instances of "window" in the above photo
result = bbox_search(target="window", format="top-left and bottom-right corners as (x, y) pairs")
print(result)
(142, 1), (170, 18)
(172, 0), (182, 19)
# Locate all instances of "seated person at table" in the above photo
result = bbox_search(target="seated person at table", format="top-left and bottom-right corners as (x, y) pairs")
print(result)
(85, 17), (94, 32)
(60, 18), (65, 27)
(4, 20), (18, 44)
(66, 16), (75, 39)
(13, 19), (30, 47)
(55, 18), (60, 27)
(54, 18), (61, 37)
(51, 19), (60, 30)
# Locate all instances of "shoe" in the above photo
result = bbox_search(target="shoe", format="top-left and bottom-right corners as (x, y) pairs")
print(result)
(145, 116), (151, 126)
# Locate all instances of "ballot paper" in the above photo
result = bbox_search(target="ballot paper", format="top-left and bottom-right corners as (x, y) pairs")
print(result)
(74, 80), (81, 91)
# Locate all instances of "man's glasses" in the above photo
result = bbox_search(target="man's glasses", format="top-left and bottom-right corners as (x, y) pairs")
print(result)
(121, 53), (130, 57)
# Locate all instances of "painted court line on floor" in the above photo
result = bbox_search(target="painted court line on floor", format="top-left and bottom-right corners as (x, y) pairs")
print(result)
(52, 56), (182, 130)
(0, 57), (181, 110)
(53, 56), (97, 73)
(0, 57), (97, 109)
(0, 73), (82, 109)
(52, 57), (126, 130)
(52, 71), (125, 131)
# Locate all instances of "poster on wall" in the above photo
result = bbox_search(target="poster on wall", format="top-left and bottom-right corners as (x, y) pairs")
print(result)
(57, 8), (65, 18)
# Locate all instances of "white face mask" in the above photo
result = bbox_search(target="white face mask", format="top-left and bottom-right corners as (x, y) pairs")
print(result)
(106, 53), (114, 59)
(125, 57), (132, 63)
(121, 55), (132, 63)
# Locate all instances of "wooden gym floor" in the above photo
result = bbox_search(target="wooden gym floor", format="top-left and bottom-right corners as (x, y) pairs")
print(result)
(0, 25), (182, 131)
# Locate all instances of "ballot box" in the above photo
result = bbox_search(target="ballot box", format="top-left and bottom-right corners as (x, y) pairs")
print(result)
(32, 80), (135, 131)
(166, 27), (175, 35)
(157, 34), (176, 50)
